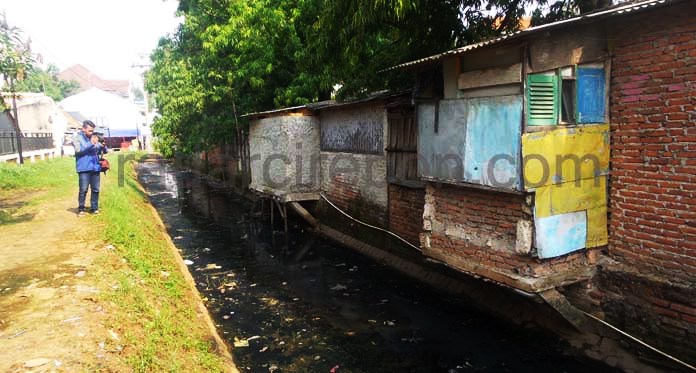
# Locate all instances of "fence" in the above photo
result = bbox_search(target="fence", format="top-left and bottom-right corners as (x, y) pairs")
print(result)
(0, 132), (54, 155)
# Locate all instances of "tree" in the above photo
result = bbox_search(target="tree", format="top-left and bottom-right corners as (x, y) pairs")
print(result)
(1, 12), (35, 164)
(146, 0), (327, 156)
(146, 0), (613, 156)
(14, 63), (80, 101)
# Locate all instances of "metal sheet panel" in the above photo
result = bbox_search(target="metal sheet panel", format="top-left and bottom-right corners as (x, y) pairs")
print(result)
(521, 124), (609, 189)
(418, 96), (522, 190)
(586, 205), (608, 248)
(534, 176), (607, 218)
(320, 106), (384, 154)
(577, 67), (606, 123)
(463, 95), (522, 189)
(418, 100), (468, 180)
(534, 210), (587, 259)
(534, 176), (607, 249)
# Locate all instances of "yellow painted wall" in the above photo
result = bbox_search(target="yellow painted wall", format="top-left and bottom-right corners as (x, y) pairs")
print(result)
(522, 124), (609, 190)
(523, 124), (610, 250)
(534, 177), (608, 247)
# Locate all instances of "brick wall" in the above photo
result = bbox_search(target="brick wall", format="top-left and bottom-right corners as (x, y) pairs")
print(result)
(319, 151), (388, 226)
(598, 4), (696, 364)
(609, 3), (696, 283)
(388, 184), (425, 245)
(421, 183), (595, 286)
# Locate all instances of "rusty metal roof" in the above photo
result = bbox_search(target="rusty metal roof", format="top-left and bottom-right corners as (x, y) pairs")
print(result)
(386, 0), (682, 71)
(242, 90), (412, 118)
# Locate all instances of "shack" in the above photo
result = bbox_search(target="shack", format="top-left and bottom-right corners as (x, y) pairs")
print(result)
(313, 92), (421, 244)
(391, 1), (626, 292)
(389, 0), (696, 365)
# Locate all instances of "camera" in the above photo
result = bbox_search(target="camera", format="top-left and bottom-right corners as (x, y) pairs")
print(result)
(94, 132), (106, 144)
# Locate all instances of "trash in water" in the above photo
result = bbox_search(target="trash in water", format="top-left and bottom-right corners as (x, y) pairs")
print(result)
(233, 337), (249, 347)
(247, 336), (261, 341)
(223, 315), (230, 320)
(349, 266), (358, 272)
(174, 236), (184, 240)
(330, 365), (340, 373)
(202, 247), (211, 252)
(183, 260), (194, 265)
(384, 320), (396, 327)
(259, 346), (268, 352)
(330, 284), (347, 291)
(204, 263), (222, 270)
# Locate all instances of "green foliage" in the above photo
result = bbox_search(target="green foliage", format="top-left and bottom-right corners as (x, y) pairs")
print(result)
(14, 63), (80, 101)
(146, 0), (612, 155)
(0, 13), (34, 88)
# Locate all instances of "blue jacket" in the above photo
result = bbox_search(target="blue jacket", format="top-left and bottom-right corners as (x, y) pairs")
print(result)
(73, 132), (107, 173)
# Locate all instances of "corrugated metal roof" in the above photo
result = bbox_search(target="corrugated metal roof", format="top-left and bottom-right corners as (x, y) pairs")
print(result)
(386, 0), (680, 71)
(240, 104), (311, 118)
(242, 90), (412, 118)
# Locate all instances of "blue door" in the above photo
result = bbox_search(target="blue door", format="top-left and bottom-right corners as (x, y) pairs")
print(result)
(577, 67), (606, 124)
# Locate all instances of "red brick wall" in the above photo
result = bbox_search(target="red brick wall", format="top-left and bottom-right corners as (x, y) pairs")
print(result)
(596, 4), (696, 363)
(422, 183), (594, 282)
(609, 3), (696, 283)
(388, 184), (425, 246)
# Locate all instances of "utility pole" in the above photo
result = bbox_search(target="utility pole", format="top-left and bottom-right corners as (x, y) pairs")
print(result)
(9, 78), (24, 164)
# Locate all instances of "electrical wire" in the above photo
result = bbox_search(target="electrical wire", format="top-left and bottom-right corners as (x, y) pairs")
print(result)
(582, 311), (696, 371)
(319, 193), (422, 253)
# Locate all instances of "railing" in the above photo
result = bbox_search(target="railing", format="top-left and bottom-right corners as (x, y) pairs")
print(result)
(0, 132), (54, 155)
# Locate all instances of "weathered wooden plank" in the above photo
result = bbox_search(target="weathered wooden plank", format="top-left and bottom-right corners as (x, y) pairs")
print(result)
(457, 63), (522, 90)
(529, 25), (607, 72)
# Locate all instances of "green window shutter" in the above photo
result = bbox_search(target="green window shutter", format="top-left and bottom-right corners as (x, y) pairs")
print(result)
(526, 73), (559, 126)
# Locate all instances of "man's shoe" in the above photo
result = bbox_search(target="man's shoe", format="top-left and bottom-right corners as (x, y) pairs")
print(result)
(78, 210), (87, 217)
(91, 209), (100, 215)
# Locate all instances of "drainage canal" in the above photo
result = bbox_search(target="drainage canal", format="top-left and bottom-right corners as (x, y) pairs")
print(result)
(137, 158), (616, 373)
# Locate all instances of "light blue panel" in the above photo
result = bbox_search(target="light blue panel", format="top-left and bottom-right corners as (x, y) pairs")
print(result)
(418, 100), (468, 180)
(577, 67), (606, 124)
(534, 210), (587, 259)
(463, 95), (523, 190)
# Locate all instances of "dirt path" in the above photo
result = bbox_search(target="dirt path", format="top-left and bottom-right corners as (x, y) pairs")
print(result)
(0, 185), (128, 372)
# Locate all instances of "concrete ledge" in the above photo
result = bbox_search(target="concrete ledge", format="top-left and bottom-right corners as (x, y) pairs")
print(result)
(423, 245), (597, 293)
(0, 148), (62, 163)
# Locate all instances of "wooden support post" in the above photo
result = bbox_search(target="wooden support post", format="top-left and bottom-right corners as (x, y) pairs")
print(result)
(273, 200), (289, 234)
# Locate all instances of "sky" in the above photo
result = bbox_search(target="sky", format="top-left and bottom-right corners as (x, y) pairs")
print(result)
(0, 0), (182, 80)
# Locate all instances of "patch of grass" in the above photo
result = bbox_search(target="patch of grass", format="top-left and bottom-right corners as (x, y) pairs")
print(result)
(0, 157), (76, 225)
(95, 153), (228, 372)
(0, 157), (75, 191)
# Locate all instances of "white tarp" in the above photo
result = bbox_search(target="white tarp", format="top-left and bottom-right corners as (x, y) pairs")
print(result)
(59, 88), (147, 137)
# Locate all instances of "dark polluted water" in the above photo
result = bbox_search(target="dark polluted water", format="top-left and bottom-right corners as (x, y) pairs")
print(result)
(136, 158), (617, 373)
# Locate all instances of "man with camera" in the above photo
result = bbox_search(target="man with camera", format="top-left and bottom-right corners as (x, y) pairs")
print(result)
(73, 120), (107, 217)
